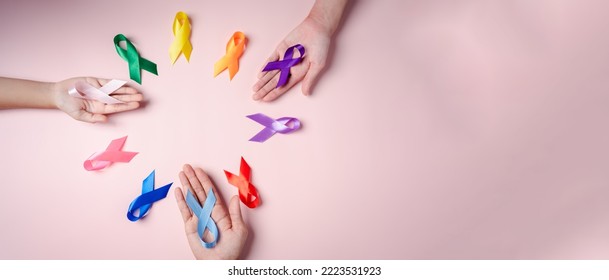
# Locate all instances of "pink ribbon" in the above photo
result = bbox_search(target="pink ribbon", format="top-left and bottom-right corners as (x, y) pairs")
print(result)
(84, 136), (138, 171)
(68, 80), (127, 104)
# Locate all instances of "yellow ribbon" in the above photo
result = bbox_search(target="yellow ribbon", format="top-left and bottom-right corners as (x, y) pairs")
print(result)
(169, 11), (192, 64)
(214, 31), (246, 80)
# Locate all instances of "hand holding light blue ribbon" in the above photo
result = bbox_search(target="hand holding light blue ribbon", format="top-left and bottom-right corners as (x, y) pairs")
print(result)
(127, 170), (173, 222)
(247, 113), (301, 142)
(175, 164), (248, 259)
(186, 189), (219, 248)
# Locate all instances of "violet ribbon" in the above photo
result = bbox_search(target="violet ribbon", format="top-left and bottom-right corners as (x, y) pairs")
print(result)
(261, 44), (305, 88)
(247, 113), (301, 142)
(68, 79), (126, 104)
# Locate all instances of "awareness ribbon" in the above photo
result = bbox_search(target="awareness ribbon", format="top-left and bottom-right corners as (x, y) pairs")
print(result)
(114, 34), (158, 84)
(214, 31), (246, 80)
(224, 157), (260, 208)
(186, 189), (218, 248)
(247, 113), (301, 143)
(127, 170), (173, 222)
(261, 44), (305, 88)
(84, 136), (138, 171)
(68, 79), (126, 104)
(169, 11), (193, 64)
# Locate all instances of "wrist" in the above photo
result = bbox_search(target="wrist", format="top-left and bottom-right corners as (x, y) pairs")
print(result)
(306, 12), (336, 36)
(49, 81), (62, 110)
(306, 0), (348, 36)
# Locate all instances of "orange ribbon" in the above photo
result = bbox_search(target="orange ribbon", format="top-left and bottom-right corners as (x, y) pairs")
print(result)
(214, 31), (246, 80)
(224, 157), (260, 208)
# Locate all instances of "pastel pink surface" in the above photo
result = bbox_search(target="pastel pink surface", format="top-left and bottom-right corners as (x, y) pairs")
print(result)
(2, 0), (609, 259)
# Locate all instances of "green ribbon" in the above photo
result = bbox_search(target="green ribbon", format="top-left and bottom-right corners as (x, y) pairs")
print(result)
(114, 34), (158, 84)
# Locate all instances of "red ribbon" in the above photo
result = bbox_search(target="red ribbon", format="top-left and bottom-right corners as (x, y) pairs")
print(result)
(224, 157), (260, 208)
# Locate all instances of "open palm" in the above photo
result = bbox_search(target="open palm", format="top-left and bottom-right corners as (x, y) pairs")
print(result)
(253, 17), (332, 102)
(175, 164), (248, 260)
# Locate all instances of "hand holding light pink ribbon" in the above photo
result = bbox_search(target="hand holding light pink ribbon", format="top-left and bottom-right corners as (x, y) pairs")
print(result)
(54, 77), (144, 123)
(68, 79), (126, 104)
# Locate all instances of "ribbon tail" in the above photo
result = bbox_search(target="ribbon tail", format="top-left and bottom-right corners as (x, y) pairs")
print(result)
(140, 57), (158, 75)
(93, 151), (138, 163)
(213, 57), (228, 77)
(169, 43), (181, 64)
(228, 59), (239, 80)
(249, 128), (276, 142)
(106, 136), (128, 151)
(262, 61), (285, 72)
(276, 68), (290, 88)
(128, 57), (142, 84)
(183, 41), (192, 61)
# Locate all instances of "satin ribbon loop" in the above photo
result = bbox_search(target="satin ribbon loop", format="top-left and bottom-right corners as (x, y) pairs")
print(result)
(224, 157), (260, 208)
(247, 113), (301, 142)
(127, 170), (173, 222)
(169, 11), (193, 64)
(214, 31), (246, 80)
(114, 34), (158, 84)
(262, 44), (305, 88)
(68, 79), (126, 104)
(185, 190), (219, 248)
(84, 136), (138, 171)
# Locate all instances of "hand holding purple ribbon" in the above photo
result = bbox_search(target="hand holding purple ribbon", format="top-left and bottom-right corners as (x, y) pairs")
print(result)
(252, 0), (349, 102)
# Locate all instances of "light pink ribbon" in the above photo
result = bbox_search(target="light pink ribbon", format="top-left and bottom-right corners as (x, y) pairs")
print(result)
(68, 79), (127, 104)
(84, 136), (138, 171)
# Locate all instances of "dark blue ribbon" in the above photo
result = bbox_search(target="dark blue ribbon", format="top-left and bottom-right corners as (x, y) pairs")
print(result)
(127, 170), (173, 222)
(186, 189), (218, 248)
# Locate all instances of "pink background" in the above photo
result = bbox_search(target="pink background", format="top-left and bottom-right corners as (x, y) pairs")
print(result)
(1, 0), (609, 259)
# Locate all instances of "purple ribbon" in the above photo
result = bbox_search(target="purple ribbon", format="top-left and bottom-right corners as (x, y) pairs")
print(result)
(262, 44), (305, 88)
(247, 113), (301, 142)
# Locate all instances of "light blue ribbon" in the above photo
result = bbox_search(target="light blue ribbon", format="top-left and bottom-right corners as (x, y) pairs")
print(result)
(186, 189), (219, 248)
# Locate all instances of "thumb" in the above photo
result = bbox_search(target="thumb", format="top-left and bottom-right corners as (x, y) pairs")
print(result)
(301, 63), (325, 96)
(228, 195), (246, 231)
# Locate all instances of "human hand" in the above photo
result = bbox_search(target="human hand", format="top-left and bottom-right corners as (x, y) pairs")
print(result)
(53, 77), (143, 123)
(252, 16), (332, 102)
(175, 164), (248, 260)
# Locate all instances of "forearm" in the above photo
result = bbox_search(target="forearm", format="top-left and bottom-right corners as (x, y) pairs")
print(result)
(307, 0), (349, 35)
(0, 77), (57, 109)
